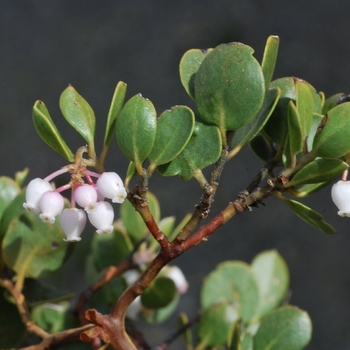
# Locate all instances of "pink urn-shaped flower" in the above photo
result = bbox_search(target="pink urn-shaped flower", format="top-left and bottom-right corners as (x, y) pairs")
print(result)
(88, 201), (114, 234)
(23, 178), (52, 214)
(60, 208), (87, 242)
(97, 172), (127, 203)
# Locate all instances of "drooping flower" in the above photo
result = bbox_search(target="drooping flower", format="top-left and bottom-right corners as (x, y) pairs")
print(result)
(87, 201), (114, 234)
(60, 208), (87, 242)
(73, 184), (98, 212)
(96, 172), (127, 203)
(39, 191), (65, 224)
(331, 180), (350, 217)
(23, 178), (53, 214)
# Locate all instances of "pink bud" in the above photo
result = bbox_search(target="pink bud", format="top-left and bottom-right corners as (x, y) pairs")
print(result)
(23, 178), (52, 214)
(88, 201), (114, 234)
(97, 172), (127, 203)
(39, 191), (65, 224)
(60, 208), (87, 242)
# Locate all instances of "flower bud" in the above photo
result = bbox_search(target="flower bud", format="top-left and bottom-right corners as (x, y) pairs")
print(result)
(74, 184), (98, 212)
(60, 208), (87, 242)
(23, 178), (52, 214)
(88, 201), (114, 234)
(331, 180), (350, 217)
(96, 172), (127, 203)
(39, 191), (65, 224)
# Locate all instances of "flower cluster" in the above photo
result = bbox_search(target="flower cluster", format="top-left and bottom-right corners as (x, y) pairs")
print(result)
(23, 167), (127, 242)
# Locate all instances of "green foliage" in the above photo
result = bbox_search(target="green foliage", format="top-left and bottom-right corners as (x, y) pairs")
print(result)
(197, 251), (311, 349)
(157, 121), (222, 180)
(116, 94), (157, 173)
(32, 100), (75, 162)
(5, 34), (350, 349)
(194, 43), (265, 133)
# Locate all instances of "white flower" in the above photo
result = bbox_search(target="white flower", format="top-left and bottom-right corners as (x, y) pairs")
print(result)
(163, 265), (189, 294)
(88, 201), (114, 234)
(73, 184), (98, 212)
(39, 191), (65, 224)
(331, 180), (350, 217)
(23, 178), (52, 214)
(97, 172), (127, 203)
(60, 208), (87, 242)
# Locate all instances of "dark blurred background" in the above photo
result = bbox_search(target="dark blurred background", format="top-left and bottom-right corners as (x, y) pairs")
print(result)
(1, 1), (350, 349)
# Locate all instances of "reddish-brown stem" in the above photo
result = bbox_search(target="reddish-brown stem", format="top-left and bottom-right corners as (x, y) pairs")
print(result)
(76, 260), (136, 324)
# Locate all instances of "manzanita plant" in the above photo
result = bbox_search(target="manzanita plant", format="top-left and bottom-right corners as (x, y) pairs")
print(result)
(1, 35), (350, 349)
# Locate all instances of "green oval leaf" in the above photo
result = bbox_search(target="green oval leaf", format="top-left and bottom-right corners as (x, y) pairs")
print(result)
(32, 100), (74, 161)
(157, 121), (221, 180)
(287, 100), (303, 156)
(149, 106), (195, 166)
(120, 192), (160, 241)
(231, 87), (280, 150)
(249, 135), (274, 164)
(179, 48), (212, 100)
(278, 195), (335, 234)
(312, 102), (350, 158)
(141, 277), (176, 309)
(322, 93), (343, 114)
(261, 35), (279, 89)
(198, 302), (236, 347)
(116, 94), (157, 172)
(201, 261), (260, 323)
(59, 85), (96, 151)
(194, 43), (265, 132)
(2, 211), (71, 278)
(287, 159), (348, 187)
(254, 306), (312, 350)
(251, 250), (289, 318)
(104, 81), (127, 146)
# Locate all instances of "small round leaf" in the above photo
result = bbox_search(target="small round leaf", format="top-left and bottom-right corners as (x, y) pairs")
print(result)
(254, 306), (312, 350)
(116, 94), (157, 171)
(195, 43), (265, 132)
(201, 261), (260, 323)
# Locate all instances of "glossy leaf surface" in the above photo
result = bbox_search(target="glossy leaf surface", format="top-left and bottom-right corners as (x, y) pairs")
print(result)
(157, 121), (221, 180)
(287, 101), (303, 156)
(116, 94), (157, 170)
(231, 87), (280, 150)
(104, 81), (127, 146)
(287, 159), (348, 187)
(264, 77), (322, 146)
(148, 106), (195, 166)
(312, 102), (350, 158)
(251, 250), (289, 318)
(59, 85), (96, 149)
(201, 261), (260, 323)
(261, 35), (279, 89)
(254, 306), (312, 350)
(195, 43), (265, 132)
(179, 48), (212, 99)
(32, 100), (74, 161)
